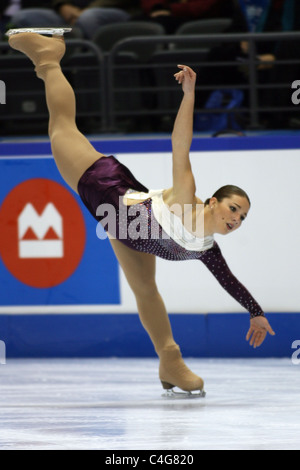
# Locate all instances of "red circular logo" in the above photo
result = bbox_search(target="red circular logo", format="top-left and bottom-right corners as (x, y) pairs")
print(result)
(0, 179), (86, 288)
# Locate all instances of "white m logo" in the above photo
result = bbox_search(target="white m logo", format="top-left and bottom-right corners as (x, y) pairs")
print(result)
(18, 203), (64, 259)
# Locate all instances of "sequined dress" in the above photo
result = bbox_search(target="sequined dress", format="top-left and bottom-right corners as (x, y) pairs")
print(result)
(78, 156), (264, 319)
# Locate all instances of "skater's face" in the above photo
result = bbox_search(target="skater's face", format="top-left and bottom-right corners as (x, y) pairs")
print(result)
(211, 195), (250, 235)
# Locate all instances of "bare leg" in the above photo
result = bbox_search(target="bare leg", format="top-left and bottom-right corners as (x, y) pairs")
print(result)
(43, 63), (102, 192)
(110, 239), (204, 392)
(9, 33), (102, 193)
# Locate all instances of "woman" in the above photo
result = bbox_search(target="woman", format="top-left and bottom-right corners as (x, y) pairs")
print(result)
(7, 30), (275, 396)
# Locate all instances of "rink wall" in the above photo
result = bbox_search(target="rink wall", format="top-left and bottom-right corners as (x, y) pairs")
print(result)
(0, 135), (300, 358)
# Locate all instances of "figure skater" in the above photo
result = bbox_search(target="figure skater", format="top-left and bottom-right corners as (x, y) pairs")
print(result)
(7, 29), (275, 397)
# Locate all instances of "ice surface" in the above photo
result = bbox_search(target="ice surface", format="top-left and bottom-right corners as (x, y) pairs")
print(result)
(0, 358), (299, 450)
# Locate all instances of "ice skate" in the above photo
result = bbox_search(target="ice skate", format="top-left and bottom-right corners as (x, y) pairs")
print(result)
(162, 388), (206, 399)
(159, 345), (206, 399)
(6, 27), (72, 37)
(7, 29), (67, 79)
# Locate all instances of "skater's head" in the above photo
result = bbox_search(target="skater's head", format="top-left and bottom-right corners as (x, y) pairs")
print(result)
(204, 185), (250, 235)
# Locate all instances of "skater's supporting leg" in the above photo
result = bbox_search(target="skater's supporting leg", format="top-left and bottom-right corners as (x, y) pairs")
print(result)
(110, 239), (204, 392)
(9, 33), (103, 192)
(110, 239), (175, 353)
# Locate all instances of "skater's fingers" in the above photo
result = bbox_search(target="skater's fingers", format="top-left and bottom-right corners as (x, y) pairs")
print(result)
(174, 71), (184, 80)
(253, 331), (266, 348)
(174, 71), (186, 85)
(177, 64), (194, 74)
(249, 331), (257, 346)
(177, 65), (196, 80)
(251, 331), (262, 348)
(246, 327), (261, 347)
(246, 327), (254, 341)
(267, 325), (276, 336)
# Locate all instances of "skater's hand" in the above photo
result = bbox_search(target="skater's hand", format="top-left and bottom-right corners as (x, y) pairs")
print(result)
(246, 316), (275, 348)
(174, 65), (196, 95)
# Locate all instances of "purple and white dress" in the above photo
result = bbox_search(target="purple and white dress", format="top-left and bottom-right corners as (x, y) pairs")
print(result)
(78, 155), (264, 319)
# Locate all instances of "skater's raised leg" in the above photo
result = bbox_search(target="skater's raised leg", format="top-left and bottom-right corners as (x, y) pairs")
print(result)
(9, 32), (102, 193)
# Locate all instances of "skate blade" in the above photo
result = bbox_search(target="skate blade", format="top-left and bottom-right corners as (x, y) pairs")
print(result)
(162, 388), (206, 399)
(6, 28), (72, 37)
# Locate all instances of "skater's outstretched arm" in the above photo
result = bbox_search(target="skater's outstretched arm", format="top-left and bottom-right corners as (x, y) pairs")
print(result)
(200, 242), (275, 348)
(171, 65), (197, 206)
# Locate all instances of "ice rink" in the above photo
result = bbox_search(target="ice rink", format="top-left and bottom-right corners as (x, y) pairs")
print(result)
(0, 357), (299, 450)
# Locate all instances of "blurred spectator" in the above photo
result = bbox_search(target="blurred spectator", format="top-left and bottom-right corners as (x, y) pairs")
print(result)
(239, 0), (295, 33)
(8, 1), (64, 32)
(52, 1), (140, 38)
(9, 1), (139, 39)
(239, 0), (271, 32)
(238, 0), (300, 127)
(0, 0), (18, 34)
(192, 1), (247, 103)
(239, 0), (297, 57)
(135, 0), (244, 34)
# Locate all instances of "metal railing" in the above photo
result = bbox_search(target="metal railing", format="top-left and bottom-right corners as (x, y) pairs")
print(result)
(0, 39), (106, 134)
(107, 31), (300, 131)
(1, 31), (300, 134)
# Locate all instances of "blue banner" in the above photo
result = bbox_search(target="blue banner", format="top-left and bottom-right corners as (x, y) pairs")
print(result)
(0, 157), (120, 306)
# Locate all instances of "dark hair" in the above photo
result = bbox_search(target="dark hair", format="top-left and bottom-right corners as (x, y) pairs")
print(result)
(204, 185), (251, 206)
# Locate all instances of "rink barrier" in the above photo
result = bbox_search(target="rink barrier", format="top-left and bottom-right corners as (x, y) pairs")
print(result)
(0, 312), (298, 359)
(1, 136), (300, 358)
(1, 134), (300, 156)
